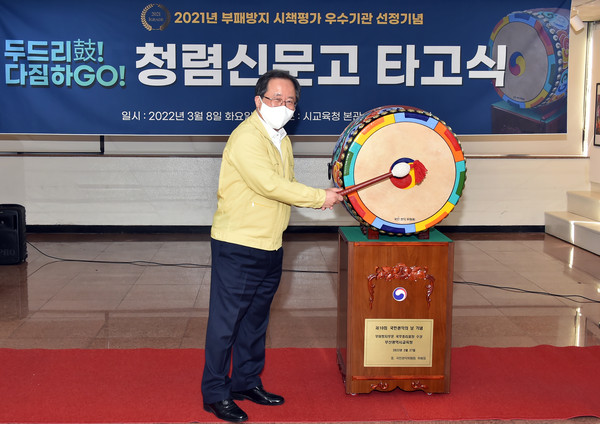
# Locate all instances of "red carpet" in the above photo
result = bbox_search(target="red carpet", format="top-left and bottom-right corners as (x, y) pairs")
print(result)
(0, 346), (599, 423)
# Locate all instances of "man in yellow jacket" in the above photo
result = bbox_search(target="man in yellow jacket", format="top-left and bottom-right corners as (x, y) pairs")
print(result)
(202, 70), (343, 423)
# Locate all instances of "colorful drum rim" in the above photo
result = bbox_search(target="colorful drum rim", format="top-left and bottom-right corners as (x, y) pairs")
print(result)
(488, 8), (569, 109)
(329, 105), (467, 235)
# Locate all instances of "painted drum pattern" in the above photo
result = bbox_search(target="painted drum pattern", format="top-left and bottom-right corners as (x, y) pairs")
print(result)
(328, 105), (466, 235)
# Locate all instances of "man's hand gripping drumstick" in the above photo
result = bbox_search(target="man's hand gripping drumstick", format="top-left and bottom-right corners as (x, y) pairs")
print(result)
(320, 162), (411, 210)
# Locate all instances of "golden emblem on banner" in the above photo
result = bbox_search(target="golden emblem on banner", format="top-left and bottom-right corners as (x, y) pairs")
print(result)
(141, 4), (171, 31)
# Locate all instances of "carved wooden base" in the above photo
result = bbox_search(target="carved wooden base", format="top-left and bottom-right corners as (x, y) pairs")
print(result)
(336, 227), (454, 395)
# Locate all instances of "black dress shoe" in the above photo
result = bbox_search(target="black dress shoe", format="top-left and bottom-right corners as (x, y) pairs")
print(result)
(231, 385), (285, 405)
(203, 399), (248, 423)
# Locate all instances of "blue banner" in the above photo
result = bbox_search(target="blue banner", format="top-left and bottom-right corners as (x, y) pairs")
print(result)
(0, 0), (570, 136)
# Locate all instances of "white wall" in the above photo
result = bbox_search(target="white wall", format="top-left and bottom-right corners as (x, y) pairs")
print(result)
(588, 23), (600, 186)
(0, 155), (590, 228)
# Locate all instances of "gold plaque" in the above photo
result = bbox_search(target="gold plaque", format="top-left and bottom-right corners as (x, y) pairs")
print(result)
(364, 319), (433, 367)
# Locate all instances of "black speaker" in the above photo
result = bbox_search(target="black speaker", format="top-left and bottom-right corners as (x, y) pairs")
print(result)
(0, 204), (27, 265)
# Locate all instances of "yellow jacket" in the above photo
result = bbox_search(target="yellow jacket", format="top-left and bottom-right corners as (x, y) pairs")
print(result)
(211, 111), (326, 251)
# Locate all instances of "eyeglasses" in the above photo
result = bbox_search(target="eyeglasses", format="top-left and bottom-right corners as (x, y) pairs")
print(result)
(262, 95), (297, 109)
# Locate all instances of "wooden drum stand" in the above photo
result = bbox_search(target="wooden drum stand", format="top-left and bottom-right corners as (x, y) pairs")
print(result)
(329, 106), (465, 394)
(336, 226), (453, 394)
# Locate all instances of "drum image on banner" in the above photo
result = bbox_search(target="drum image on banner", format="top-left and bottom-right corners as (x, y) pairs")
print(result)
(328, 105), (466, 236)
(489, 8), (570, 109)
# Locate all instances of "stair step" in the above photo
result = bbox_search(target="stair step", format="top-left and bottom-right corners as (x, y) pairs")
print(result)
(567, 191), (600, 221)
(545, 211), (600, 255)
(573, 222), (600, 256)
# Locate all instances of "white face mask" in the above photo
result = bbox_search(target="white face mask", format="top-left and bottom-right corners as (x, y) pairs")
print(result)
(259, 98), (295, 130)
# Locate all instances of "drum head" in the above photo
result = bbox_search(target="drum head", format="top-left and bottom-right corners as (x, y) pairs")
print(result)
(332, 106), (466, 235)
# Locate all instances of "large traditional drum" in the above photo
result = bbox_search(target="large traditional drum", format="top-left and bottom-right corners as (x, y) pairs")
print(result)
(329, 105), (466, 235)
(489, 8), (569, 108)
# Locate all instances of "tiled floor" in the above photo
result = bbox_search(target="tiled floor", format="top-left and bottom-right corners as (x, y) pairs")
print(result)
(1, 229), (599, 423)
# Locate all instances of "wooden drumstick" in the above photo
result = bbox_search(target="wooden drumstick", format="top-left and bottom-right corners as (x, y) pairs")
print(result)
(338, 162), (411, 196)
